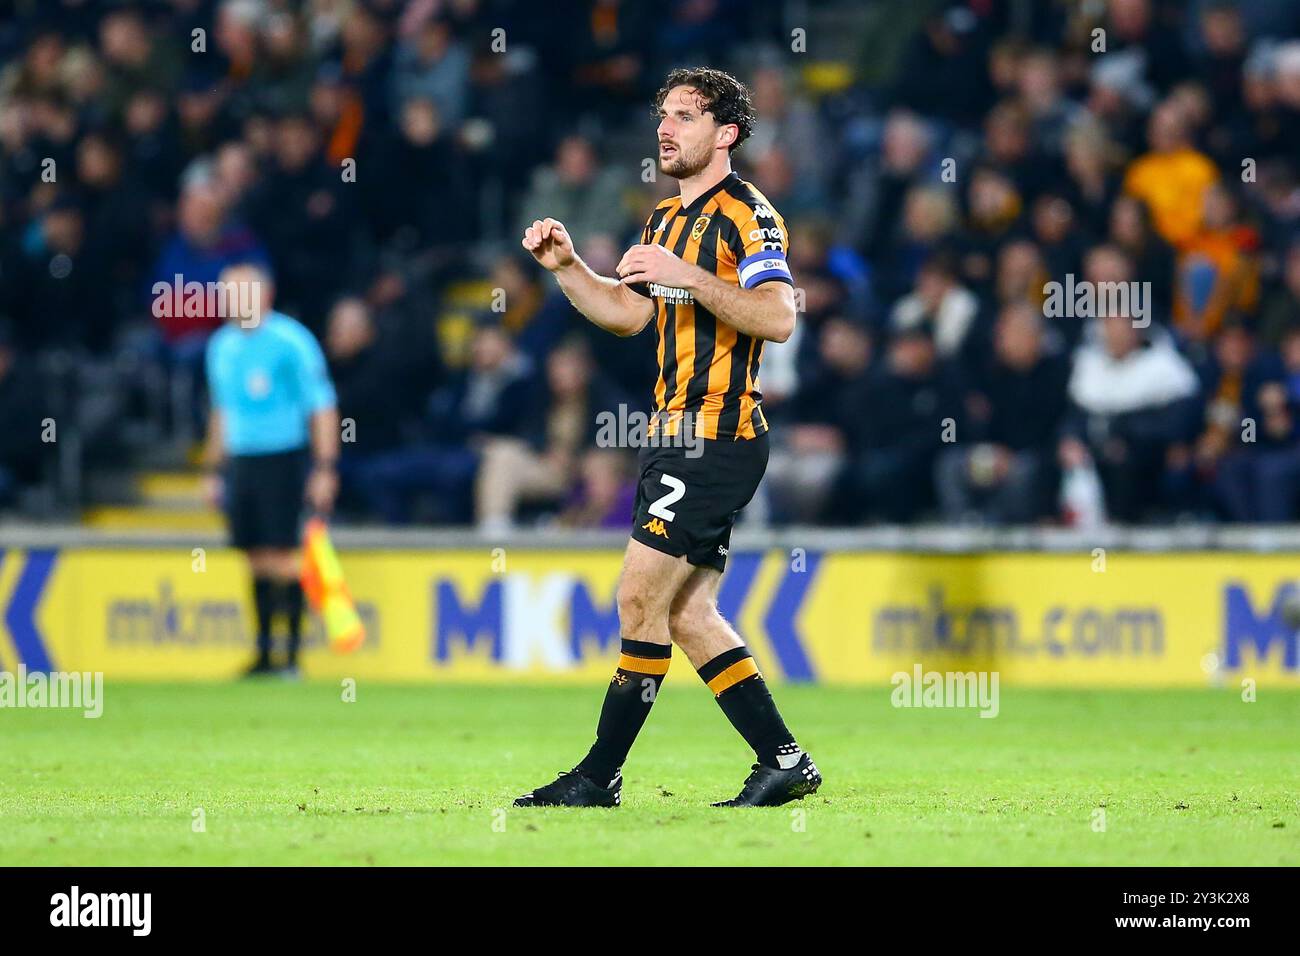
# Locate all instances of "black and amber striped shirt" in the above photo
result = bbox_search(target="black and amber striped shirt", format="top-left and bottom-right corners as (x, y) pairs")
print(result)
(630, 171), (793, 441)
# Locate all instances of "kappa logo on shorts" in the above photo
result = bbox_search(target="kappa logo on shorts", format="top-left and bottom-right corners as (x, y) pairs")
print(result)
(641, 518), (670, 538)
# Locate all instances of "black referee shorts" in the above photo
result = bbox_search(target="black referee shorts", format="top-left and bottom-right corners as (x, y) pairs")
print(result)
(630, 433), (769, 572)
(224, 447), (310, 551)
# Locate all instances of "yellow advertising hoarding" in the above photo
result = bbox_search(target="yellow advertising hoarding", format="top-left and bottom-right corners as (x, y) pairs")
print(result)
(0, 546), (1296, 686)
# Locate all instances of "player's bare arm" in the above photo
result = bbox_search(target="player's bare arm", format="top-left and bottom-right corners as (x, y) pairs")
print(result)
(522, 217), (654, 337)
(616, 242), (795, 343)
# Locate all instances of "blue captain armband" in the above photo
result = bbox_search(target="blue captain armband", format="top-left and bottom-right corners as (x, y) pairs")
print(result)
(737, 251), (793, 289)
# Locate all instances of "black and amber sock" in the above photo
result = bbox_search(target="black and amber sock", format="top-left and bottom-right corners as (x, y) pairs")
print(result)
(698, 647), (801, 770)
(576, 638), (672, 787)
(252, 576), (276, 665)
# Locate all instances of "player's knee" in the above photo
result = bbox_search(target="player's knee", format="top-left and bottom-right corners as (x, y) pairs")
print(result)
(667, 600), (714, 645)
(616, 579), (658, 637)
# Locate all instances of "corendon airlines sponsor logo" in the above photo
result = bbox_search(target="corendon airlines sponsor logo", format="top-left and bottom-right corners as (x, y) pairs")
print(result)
(648, 282), (693, 303)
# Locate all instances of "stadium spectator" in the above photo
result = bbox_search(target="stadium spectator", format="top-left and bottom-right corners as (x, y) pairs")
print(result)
(1107, 195), (1175, 321)
(746, 65), (830, 201)
(99, 7), (181, 120)
(357, 317), (535, 524)
(1193, 2), (1248, 127)
(120, 85), (184, 199)
(244, 111), (353, 329)
(982, 100), (1051, 204)
(960, 164), (1026, 291)
(1061, 315), (1200, 523)
(1057, 244), (1141, 351)
(853, 108), (934, 268)
(767, 314), (873, 524)
(362, 95), (472, 253)
(1172, 182), (1260, 347)
(1014, 47), (1083, 157)
(1209, 324), (1300, 521)
(390, 15), (471, 127)
(778, 218), (856, 388)
(1103, 0), (1190, 96)
(488, 254), (574, 363)
(324, 296), (414, 513)
(151, 177), (270, 349)
(1030, 192), (1090, 292)
(1257, 241), (1300, 348)
(334, 1), (396, 134)
(250, 10), (317, 116)
(475, 335), (630, 532)
(871, 184), (959, 306)
(1062, 117), (1124, 238)
(890, 6), (992, 126)
(937, 301), (1069, 524)
(6, 192), (105, 352)
(515, 134), (629, 254)
(1122, 99), (1220, 250)
(830, 319), (963, 523)
(992, 239), (1049, 316)
(77, 129), (152, 329)
(889, 252), (982, 364)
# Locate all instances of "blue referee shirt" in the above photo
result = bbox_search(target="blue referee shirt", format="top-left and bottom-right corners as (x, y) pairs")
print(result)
(205, 311), (337, 456)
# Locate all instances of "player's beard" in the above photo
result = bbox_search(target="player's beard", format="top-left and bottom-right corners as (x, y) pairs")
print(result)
(659, 140), (711, 179)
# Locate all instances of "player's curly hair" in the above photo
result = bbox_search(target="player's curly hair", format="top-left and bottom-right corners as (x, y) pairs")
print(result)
(654, 67), (756, 152)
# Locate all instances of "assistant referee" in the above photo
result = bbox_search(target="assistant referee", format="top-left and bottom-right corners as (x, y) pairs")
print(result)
(202, 262), (340, 677)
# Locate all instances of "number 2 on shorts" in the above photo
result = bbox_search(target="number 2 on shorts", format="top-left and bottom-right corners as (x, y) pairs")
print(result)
(648, 474), (685, 522)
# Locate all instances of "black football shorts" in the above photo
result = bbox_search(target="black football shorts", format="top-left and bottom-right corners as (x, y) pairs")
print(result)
(630, 433), (769, 572)
(224, 447), (310, 550)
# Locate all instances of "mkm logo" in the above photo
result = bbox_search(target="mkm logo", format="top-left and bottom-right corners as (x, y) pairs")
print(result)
(431, 553), (820, 679)
(1222, 582), (1299, 670)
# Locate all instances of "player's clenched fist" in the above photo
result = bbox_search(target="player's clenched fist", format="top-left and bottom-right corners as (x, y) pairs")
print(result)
(617, 243), (696, 289)
(521, 218), (575, 272)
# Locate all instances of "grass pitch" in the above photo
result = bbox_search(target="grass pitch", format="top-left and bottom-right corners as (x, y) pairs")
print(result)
(1, 681), (1297, 866)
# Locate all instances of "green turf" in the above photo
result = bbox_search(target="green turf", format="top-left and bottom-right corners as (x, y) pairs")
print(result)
(1, 681), (1297, 865)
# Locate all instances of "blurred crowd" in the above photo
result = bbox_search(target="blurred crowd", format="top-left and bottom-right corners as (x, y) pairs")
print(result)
(2, 0), (1300, 527)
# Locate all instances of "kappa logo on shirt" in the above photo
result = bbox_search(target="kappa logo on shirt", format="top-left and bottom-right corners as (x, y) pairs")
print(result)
(641, 518), (670, 538)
